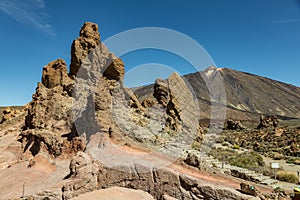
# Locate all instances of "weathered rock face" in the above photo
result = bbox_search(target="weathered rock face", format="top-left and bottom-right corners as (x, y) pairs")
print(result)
(141, 96), (156, 108)
(61, 152), (257, 200)
(23, 60), (81, 157)
(164, 72), (199, 136)
(103, 57), (125, 82)
(153, 78), (169, 107)
(226, 119), (246, 130)
(22, 22), (127, 157)
(257, 115), (279, 129)
(25, 80), (72, 130)
(63, 152), (101, 199)
(42, 58), (72, 90)
(70, 22), (101, 76)
(71, 187), (156, 200)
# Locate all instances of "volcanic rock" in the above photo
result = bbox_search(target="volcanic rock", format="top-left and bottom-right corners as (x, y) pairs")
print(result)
(103, 57), (125, 82)
(141, 96), (156, 108)
(42, 58), (72, 90)
(0, 109), (16, 124)
(257, 115), (279, 129)
(165, 72), (199, 136)
(226, 119), (246, 130)
(62, 152), (258, 200)
(153, 78), (169, 107)
(70, 22), (101, 76)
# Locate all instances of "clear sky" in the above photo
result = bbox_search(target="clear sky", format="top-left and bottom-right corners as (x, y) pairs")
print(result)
(0, 0), (300, 106)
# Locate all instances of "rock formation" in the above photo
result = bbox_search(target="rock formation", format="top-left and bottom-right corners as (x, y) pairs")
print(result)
(257, 115), (279, 129)
(153, 73), (199, 137)
(0, 109), (17, 124)
(226, 119), (246, 130)
(61, 151), (259, 200)
(153, 78), (169, 107)
(4, 22), (285, 200)
(70, 22), (101, 76)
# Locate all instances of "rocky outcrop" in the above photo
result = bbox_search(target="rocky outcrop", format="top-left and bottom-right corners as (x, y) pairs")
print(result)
(62, 152), (101, 199)
(257, 115), (279, 129)
(25, 59), (73, 130)
(103, 57), (125, 82)
(153, 79), (169, 107)
(61, 152), (258, 200)
(42, 59), (73, 91)
(226, 119), (246, 130)
(164, 73), (199, 136)
(141, 96), (156, 108)
(0, 109), (18, 124)
(70, 22), (100, 76)
(21, 21), (127, 157)
(125, 88), (146, 113)
(22, 48), (82, 157)
(184, 152), (201, 168)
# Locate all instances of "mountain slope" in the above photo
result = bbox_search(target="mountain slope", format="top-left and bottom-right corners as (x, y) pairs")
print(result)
(134, 67), (300, 121)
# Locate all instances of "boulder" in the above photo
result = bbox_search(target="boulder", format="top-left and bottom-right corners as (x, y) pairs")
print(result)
(184, 152), (200, 168)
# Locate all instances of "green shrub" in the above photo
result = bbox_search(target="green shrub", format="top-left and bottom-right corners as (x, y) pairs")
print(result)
(229, 151), (265, 169)
(276, 171), (298, 184)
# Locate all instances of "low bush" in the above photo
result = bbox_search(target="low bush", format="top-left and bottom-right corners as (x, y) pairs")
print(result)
(276, 171), (298, 184)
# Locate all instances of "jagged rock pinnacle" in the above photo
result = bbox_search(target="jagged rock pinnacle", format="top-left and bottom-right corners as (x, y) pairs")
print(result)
(70, 22), (101, 76)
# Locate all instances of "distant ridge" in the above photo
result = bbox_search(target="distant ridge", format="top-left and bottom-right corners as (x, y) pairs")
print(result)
(133, 67), (300, 121)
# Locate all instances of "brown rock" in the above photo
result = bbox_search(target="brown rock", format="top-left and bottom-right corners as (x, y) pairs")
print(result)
(153, 78), (169, 107)
(103, 57), (125, 82)
(72, 187), (155, 200)
(61, 151), (258, 200)
(141, 96), (156, 108)
(257, 115), (279, 129)
(0, 109), (15, 124)
(184, 152), (200, 168)
(42, 58), (72, 89)
(70, 22), (101, 76)
(125, 88), (145, 112)
(63, 152), (101, 199)
(165, 72), (199, 136)
(226, 119), (246, 130)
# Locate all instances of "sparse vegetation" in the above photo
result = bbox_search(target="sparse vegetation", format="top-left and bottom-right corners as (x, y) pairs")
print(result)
(275, 171), (299, 184)
(286, 157), (300, 165)
(210, 148), (272, 176)
(228, 151), (264, 169)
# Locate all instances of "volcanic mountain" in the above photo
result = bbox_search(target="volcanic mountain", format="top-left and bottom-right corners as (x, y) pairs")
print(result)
(134, 66), (300, 123)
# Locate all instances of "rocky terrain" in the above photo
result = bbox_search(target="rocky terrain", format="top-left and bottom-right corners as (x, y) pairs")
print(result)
(0, 22), (298, 200)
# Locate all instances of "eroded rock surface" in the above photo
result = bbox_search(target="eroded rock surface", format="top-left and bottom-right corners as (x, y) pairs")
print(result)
(70, 22), (101, 76)
(61, 152), (258, 200)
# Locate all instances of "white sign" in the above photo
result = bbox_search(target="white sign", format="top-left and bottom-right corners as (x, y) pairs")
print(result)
(271, 163), (279, 169)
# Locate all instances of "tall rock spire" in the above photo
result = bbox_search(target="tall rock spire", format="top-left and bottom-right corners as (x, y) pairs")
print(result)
(70, 22), (101, 76)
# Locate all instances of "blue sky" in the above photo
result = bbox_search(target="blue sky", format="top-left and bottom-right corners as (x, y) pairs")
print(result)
(0, 0), (300, 106)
